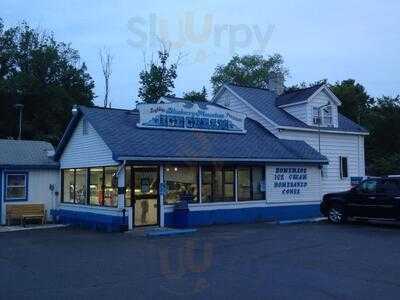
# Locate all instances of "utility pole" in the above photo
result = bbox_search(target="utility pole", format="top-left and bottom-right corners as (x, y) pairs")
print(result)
(14, 103), (24, 140)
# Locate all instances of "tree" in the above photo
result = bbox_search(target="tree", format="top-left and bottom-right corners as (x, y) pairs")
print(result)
(183, 86), (208, 102)
(330, 79), (374, 125)
(99, 47), (113, 108)
(138, 48), (178, 103)
(364, 96), (400, 175)
(0, 20), (94, 145)
(210, 54), (288, 94)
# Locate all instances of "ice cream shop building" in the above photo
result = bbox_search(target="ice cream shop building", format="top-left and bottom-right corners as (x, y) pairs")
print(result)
(53, 83), (367, 230)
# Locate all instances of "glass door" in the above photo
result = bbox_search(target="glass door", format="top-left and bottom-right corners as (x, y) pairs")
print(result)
(133, 166), (159, 226)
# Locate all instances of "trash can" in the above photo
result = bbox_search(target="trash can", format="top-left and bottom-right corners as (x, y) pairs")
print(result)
(173, 194), (191, 228)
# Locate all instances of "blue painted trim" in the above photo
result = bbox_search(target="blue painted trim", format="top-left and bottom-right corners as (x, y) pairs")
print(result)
(0, 169), (3, 223)
(0, 165), (59, 170)
(164, 204), (321, 227)
(3, 171), (29, 202)
(51, 209), (128, 232)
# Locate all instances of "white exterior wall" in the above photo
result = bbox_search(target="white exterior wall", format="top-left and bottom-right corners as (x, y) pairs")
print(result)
(278, 129), (365, 195)
(265, 165), (321, 203)
(1, 169), (59, 224)
(215, 89), (279, 136)
(283, 103), (308, 124)
(60, 118), (117, 169)
(306, 90), (339, 127)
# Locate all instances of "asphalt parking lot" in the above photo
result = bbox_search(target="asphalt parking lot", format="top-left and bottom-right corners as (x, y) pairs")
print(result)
(1, 221), (400, 300)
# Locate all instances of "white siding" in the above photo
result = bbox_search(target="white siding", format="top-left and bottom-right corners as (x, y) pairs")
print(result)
(277, 129), (365, 195)
(1, 169), (59, 224)
(215, 89), (279, 135)
(60, 118), (117, 169)
(266, 165), (321, 203)
(307, 90), (339, 127)
(283, 103), (308, 124)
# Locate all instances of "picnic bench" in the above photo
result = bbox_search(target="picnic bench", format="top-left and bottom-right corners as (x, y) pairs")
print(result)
(6, 204), (46, 226)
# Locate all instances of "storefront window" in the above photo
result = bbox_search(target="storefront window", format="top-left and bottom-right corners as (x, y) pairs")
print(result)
(164, 165), (198, 204)
(237, 166), (265, 201)
(75, 169), (87, 204)
(62, 169), (75, 203)
(202, 167), (235, 203)
(125, 166), (132, 207)
(201, 169), (212, 202)
(252, 167), (265, 200)
(104, 166), (118, 207)
(238, 168), (251, 201)
(89, 168), (104, 206)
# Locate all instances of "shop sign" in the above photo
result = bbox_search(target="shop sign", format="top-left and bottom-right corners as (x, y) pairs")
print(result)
(137, 102), (246, 133)
(273, 167), (308, 195)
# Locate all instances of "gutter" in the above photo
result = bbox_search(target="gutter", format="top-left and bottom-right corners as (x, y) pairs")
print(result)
(117, 156), (329, 164)
(278, 126), (369, 136)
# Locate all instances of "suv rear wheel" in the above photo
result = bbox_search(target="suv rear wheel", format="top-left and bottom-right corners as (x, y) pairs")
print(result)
(328, 205), (347, 224)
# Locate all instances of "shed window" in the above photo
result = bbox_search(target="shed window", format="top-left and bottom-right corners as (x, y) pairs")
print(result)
(5, 173), (28, 201)
(340, 156), (348, 179)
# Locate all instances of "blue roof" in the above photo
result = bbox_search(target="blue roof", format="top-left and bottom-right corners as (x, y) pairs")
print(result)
(55, 105), (328, 163)
(276, 84), (323, 106)
(225, 84), (368, 133)
(0, 139), (59, 169)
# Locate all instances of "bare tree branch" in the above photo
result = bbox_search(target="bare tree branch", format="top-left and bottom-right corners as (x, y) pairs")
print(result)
(99, 47), (113, 107)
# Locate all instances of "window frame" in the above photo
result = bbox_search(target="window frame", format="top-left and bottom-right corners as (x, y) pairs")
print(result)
(61, 166), (118, 207)
(322, 105), (333, 126)
(4, 171), (29, 202)
(237, 166), (266, 201)
(201, 166), (236, 203)
(340, 156), (349, 179)
(163, 165), (199, 205)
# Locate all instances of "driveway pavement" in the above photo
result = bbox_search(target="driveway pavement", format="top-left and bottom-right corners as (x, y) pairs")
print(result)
(1, 221), (400, 300)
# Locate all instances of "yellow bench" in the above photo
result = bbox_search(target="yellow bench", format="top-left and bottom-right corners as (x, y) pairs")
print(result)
(6, 204), (46, 226)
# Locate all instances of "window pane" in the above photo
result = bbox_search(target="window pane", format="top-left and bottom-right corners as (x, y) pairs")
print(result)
(238, 168), (251, 201)
(164, 166), (198, 204)
(125, 166), (132, 207)
(201, 170), (212, 203)
(7, 174), (25, 186)
(63, 169), (75, 203)
(7, 187), (25, 199)
(252, 167), (265, 200)
(75, 169), (87, 205)
(90, 168), (104, 206)
(104, 166), (118, 207)
(213, 169), (224, 201)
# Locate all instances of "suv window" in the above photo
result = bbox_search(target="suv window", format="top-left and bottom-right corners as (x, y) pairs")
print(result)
(378, 180), (400, 194)
(358, 180), (378, 193)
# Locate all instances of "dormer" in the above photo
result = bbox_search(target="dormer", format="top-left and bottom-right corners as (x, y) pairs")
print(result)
(276, 84), (341, 128)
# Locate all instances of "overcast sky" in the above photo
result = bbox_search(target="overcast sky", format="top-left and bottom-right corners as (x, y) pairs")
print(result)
(2, 0), (399, 108)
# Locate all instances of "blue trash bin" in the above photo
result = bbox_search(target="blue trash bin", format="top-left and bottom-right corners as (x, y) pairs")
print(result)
(173, 195), (191, 228)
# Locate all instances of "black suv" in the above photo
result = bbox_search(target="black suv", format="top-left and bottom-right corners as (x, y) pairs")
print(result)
(321, 177), (400, 223)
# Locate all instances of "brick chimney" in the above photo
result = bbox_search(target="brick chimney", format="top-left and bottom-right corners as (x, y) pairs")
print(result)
(267, 73), (284, 95)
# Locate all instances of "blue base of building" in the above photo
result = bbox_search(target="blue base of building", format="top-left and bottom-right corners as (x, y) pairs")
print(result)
(51, 209), (128, 232)
(164, 204), (321, 227)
